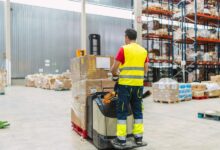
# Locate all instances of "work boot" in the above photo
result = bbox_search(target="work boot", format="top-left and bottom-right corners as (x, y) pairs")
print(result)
(111, 138), (126, 147)
(135, 137), (143, 145)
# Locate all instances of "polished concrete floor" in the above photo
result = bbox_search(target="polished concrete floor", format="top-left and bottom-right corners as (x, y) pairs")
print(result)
(0, 86), (220, 150)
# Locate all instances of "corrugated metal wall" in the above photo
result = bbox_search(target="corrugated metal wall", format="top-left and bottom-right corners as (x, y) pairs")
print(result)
(11, 3), (132, 78)
(87, 14), (132, 56)
(88, 0), (132, 9)
(0, 1), (5, 68)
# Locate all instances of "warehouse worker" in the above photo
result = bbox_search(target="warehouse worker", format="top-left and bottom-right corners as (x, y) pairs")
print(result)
(111, 29), (148, 147)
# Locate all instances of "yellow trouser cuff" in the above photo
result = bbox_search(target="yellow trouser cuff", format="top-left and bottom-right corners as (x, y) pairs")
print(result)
(133, 123), (144, 135)
(117, 124), (127, 137)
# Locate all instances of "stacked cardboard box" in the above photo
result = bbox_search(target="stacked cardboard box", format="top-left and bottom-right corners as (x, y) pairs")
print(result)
(25, 71), (72, 91)
(191, 83), (207, 97)
(0, 70), (6, 94)
(71, 55), (115, 131)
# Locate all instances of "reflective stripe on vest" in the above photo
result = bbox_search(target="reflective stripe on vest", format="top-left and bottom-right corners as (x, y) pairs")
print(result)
(119, 75), (144, 79)
(120, 67), (144, 71)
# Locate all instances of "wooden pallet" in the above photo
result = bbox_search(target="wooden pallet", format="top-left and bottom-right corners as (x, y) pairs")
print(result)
(180, 99), (192, 102)
(193, 96), (208, 100)
(198, 111), (220, 121)
(71, 122), (88, 139)
(154, 100), (180, 104)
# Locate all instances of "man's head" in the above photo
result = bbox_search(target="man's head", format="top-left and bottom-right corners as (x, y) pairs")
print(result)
(125, 29), (137, 44)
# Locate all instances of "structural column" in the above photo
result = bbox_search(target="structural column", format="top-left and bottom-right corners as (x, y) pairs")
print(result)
(81, 0), (87, 50)
(134, 0), (142, 45)
(4, 0), (11, 85)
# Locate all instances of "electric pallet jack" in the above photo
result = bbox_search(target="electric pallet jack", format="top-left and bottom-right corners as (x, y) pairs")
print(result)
(87, 77), (150, 150)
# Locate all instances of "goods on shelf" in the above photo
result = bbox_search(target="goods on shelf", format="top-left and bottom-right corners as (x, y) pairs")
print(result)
(191, 83), (207, 97)
(210, 75), (220, 84)
(143, 20), (160, 30)
(187, 29), (218, 40)
(71, 55), (114, 83)
(0, 70), (6, 94)
(186, 0), (204, 15)
(143, 2), (163, 10)
(155, 28), (168, 35)
(25, 71), (72, 91)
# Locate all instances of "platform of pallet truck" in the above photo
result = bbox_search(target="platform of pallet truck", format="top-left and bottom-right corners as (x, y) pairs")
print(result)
(198, 110), (220, 121)
(111, 137), (147, 150)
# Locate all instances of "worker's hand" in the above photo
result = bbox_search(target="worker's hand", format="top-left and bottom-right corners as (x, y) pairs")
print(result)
(112, 75), (119, 81)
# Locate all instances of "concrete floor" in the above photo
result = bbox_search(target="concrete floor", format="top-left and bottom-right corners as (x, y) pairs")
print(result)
(0, 86), (220, 150)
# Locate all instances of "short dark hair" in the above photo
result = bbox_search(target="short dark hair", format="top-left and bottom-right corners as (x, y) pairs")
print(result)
(125, 29), (137, 40)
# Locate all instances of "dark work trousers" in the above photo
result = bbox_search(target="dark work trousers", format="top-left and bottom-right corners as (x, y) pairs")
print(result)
(117, 85), (144, 121)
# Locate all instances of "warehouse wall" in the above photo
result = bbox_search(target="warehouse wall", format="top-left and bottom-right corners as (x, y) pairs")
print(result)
(88, 0), (132, 9)
(0, 1), (4, 68)
(11, 3), (132, 78)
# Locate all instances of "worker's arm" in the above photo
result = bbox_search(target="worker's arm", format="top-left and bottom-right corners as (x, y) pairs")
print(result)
(144, 63), (149, 74)
(111, 60), (121, 76)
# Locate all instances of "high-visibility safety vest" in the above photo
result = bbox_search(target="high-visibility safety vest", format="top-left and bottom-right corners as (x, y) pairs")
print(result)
(119, 43), (147, 86)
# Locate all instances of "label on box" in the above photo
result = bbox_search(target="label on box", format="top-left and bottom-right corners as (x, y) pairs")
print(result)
(90, 88), (97, 94)
(96, 57), (110, 69)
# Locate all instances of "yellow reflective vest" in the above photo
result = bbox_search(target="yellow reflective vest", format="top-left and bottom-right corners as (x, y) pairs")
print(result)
(119, 43), (147, 86)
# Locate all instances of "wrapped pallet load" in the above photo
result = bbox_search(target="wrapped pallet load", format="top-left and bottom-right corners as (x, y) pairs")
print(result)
(153, 78), (179, 103)
(71, 55), (115, 132)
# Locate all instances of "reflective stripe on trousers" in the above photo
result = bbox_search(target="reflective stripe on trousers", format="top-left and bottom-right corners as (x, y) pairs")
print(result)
(133, 119), (144, 137)
(117, 120), (127, 140)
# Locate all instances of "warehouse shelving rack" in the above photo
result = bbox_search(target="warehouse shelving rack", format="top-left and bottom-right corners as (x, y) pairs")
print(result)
(142, 0), (220, 84)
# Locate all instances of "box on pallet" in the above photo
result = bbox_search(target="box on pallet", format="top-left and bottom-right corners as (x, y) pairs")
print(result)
(178, 83), (192, 101)
(152, 78), (179, 102)
(202, 81), (220, 97)
(72, 79), (115, 103)
(71, 55), (114, 82)
(191, 83), (207, 97)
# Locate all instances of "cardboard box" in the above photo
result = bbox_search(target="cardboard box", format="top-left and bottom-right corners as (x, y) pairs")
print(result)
(72, 79), (102, 98)
(101, 79), (115, 92)
(192, 91), (205, 97)
(191, 83), (207, 91)
(71, 55), (114, 82)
